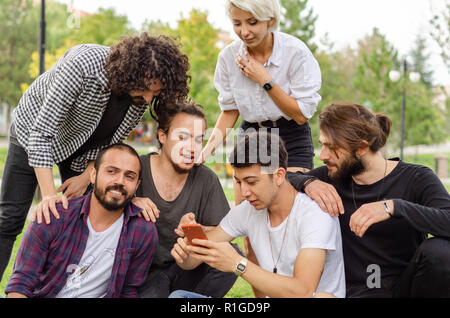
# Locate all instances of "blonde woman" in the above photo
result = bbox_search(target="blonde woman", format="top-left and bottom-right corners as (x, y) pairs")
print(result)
(200, 0), (321, 176)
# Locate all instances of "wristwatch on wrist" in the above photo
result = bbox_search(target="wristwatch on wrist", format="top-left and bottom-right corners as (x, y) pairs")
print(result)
(235, 257), (248, 276)
(262, 80), (274, 91)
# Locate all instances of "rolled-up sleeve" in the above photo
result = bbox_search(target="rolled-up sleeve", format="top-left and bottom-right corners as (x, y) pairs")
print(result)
(289, 50), (322, 119)
(214, 51), (238, 111)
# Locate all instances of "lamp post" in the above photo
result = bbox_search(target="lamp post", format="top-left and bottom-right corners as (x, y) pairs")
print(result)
(39, 0), (46, 75)
(389, 57), (420, 160)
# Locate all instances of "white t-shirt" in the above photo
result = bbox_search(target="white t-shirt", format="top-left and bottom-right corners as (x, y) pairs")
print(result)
(214, 31), (322, 122)
(220, 193), (346, 298)
(56, 214), (124, 298)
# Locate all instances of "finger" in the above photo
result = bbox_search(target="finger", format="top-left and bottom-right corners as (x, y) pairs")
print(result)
(191, 239), (214, 249)
(236, 53), (248, 66)
(48, 200), (59, 224)
(358, 219), (374, 237)
(174, 227), (185, 237)
(43, 202), (51, 225)
(140, 209), (150, 222)
(56, 180), (69, 193)
(61, 195), (69, 210)
(31, 206), (37, 223)
(171, 246), (184, 263)
(148, 202), (160, 219)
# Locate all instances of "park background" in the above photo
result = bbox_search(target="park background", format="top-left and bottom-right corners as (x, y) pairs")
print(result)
(0, 0), (449, 297)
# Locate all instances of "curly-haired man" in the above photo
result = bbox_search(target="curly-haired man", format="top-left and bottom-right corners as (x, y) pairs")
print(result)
(0, 33), (190, 281)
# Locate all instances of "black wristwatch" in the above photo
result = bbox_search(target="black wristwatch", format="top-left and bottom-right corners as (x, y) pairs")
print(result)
(263, 80), (274, 91)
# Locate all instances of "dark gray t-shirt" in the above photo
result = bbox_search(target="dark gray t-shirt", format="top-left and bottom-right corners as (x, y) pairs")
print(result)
(137, 153), (230, 279)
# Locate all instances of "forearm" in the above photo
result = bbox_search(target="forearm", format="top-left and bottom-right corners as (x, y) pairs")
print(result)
(34, 167), (57, 197)
(202, 110), (239, 159)
(393, 199), (450, 238)
(266, 85), (307, 125)
(241, 261), (312, 298)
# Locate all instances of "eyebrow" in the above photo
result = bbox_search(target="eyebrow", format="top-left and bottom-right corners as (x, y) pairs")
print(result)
(234, 175), (258, 182)
(104, 165), (139, 177)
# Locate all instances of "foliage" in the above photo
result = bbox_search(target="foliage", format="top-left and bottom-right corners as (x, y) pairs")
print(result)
(143, 9), (222, 127)
(279, 0), (318, 53)
(429, 0), (450, 71)
(0, 0), (37, 113)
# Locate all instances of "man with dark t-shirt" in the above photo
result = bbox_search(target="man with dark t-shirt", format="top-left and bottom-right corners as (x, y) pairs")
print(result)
(134, 101), (240, 298)
(287, 103), (450, 298)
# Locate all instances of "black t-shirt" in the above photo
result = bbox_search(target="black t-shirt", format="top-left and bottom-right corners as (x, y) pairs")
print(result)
(136, 153), (230, 279)
(288, 159), (450, 296)
(63, 93), (133, 164)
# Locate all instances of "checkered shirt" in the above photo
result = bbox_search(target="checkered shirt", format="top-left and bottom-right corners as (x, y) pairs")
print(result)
(13, 44), (148, 172)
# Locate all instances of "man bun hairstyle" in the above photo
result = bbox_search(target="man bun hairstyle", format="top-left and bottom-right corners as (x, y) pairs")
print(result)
(319, 102), (392, 154)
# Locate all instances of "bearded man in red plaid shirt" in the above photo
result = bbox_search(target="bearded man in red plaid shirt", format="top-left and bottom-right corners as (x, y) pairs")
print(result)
(5, 143), (158, 298)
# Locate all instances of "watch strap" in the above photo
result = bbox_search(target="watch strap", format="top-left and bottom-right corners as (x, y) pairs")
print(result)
(235, 257), (248, 276)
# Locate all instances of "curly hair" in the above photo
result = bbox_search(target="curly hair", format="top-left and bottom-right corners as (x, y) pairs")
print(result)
(105, 33), (191, 107)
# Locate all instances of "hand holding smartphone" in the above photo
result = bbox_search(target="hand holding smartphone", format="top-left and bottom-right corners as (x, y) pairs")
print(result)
(181, 224), (207, 246)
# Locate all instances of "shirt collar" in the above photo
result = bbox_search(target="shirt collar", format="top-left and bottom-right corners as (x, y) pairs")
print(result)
(237, 31), (282, 67)
(79, 192), (141, 225)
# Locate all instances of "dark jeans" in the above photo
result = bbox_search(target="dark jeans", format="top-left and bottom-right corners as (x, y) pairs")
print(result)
(0, 134), (82, 282)
(347, 237), (450, 298)
(139, 244), (242, 298)
(240, 119), (314, 169)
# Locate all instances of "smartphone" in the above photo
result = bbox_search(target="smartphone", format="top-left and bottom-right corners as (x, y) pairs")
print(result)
(181, 224), (207, 246)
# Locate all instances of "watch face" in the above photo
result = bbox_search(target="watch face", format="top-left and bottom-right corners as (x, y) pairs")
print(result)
(237, 263), (246, 272)
(263, 82), (272, 91)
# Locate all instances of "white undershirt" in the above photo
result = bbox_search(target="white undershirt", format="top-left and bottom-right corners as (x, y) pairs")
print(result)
(56, 214), (124, 298)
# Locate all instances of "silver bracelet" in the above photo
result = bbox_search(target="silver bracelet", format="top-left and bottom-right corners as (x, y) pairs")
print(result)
(383, 199), (393, 217)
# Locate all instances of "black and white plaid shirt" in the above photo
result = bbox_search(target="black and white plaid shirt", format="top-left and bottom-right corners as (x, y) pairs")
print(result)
(13, 44), (148, 172)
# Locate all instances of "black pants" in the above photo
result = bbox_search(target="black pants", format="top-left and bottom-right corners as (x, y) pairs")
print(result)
(0, 135), (82, 282)
(139, 244), (242, 298)
(240, 119), (314, 169)
(347, 237), (450, 298)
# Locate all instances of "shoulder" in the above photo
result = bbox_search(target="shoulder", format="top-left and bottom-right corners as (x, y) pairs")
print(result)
(393, 160), (439, 183)
(128, 204), (158, 242)
(218, 40), (242, 61)
(275, 31), (310, 54)
(191, 164), (221, 183)
(293, 193), (338, 229)
(60, 44), (110, 74)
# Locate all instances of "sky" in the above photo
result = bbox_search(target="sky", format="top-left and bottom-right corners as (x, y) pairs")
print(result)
(58, 0), (449, 85)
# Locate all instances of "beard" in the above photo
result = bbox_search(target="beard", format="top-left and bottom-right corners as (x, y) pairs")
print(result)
(325, 153), (365, 181)
(94, 182), (134, 211)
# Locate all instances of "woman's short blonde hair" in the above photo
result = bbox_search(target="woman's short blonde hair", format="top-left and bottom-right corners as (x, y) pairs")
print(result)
(225, 0), (281, 31)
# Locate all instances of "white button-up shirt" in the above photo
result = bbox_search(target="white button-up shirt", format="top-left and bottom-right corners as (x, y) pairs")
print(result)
(214, 31), (322, 123)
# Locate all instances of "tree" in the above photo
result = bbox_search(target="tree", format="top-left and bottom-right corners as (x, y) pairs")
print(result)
(68, 7), (135, 47)
(353, 28), (446, 149)
(0, 0), (38, 123)
(279, 0), (318, 53)
(429, 0), (450, 71)
(143, 9), (222, 127)
(409, 34), (434, 88)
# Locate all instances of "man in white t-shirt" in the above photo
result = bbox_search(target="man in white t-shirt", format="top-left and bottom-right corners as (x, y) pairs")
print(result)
(170, 131), (345, 298)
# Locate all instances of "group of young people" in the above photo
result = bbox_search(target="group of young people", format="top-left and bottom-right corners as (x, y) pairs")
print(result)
(0, 0), (449, 298)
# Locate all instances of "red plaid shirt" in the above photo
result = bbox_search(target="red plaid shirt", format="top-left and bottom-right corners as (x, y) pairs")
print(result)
(5, 194), (158, 298)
